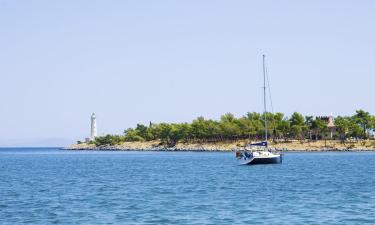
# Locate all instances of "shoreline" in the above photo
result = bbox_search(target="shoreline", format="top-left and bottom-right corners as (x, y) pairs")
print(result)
(65, 140), (375, 152)
(62, 148), (375, 153)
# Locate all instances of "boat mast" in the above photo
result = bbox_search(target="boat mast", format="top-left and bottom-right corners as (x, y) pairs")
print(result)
(263, 54), (268, 143)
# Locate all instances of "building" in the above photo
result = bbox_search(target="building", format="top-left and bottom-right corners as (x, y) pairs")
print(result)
(76, 113), (98, 144)
(316, 115), (337, 139)
(90, 113), (97, 141)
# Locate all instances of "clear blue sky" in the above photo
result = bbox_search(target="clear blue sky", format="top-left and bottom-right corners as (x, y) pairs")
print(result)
(0, 1), (374, 146)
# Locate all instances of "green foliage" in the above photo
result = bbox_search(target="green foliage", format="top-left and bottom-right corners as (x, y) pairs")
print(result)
(289, 112), (306, 139)
(94, 135), (125, 146)
(290, 112), (305, 127)
(276, 120), (290, 139)
(334, 116), (351, 138)
(348, 121), (363, 139)
(155, 123), (172, 143)
(290, 125), (303, 139)
(353, 110), (372, 138)
(123, 128), (144, 142)
(92, 110), (374, 146)
(304, 116), (314, 140)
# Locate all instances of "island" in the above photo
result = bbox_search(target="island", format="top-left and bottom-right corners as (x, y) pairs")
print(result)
(66, 110), (375, 151)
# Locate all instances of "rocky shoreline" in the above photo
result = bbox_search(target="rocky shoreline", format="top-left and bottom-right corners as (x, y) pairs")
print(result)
(64, 140), (375, 152)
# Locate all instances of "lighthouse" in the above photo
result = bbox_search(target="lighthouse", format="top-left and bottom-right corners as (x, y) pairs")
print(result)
(90, 113), (97, 140)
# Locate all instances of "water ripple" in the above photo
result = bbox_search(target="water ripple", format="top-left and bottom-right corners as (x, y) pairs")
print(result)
(1, 149), (375, 224)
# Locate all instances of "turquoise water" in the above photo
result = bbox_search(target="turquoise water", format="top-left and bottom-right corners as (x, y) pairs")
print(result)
(1, 148), (375, 224)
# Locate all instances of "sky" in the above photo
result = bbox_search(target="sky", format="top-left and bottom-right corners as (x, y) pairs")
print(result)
(0, 0), (374, 146)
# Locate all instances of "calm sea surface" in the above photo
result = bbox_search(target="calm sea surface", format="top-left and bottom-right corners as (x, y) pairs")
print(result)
(1, 148), (375, 224)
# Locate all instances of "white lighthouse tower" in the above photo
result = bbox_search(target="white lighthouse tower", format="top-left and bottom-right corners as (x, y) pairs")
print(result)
(90, 113), (97, 140)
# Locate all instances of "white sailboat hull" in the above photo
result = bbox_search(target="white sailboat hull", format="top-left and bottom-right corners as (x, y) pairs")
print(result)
(238, 151), (282, 165)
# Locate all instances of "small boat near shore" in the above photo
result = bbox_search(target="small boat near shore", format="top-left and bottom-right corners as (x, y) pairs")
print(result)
(236, 55), (283, 165)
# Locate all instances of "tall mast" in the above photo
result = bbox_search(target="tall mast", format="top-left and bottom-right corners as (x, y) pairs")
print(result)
(263, 54), (268, 142)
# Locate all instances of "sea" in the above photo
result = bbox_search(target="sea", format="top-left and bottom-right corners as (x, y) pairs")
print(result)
(1, 148), (375, 225)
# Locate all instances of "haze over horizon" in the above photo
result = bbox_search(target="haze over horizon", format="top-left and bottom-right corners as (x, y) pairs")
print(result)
(1, 1), (374, 146)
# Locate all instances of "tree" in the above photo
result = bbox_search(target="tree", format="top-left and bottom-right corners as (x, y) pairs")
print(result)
(348, 118), (363, 140)
(168, 124), (183, 145)
(155, 123), (172, 144)
(271, 112), (287, 140)
(277, 120), (290, 140)
(221, 113), (236, 123)
(263, 112), (277, 140)
(178, 123), (192, 142)
(290, 125), (303, 140)
(95, 134), (125, 146)
(310, 118), (327, 140)
(124, 128), (144, 142)
(334, 116), (350, 141)
(205, 120), (222, 141)
(191, 117), (208, 141)
(246, 112), (262, 121)
(220, 120), (241, 140)
(107, 110), (374, 146)
(135, 124), (148, 139)
(237, 117), (256, 139)
(289, 112), (305, 139)
(305, 116), (314, 140)
(353, 109), (372, 139)
(219, 113), (239, 139)
(290, 112), (305, 126)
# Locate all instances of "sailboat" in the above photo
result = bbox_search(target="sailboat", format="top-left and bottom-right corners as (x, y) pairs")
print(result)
(236, 55), (283, 165)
